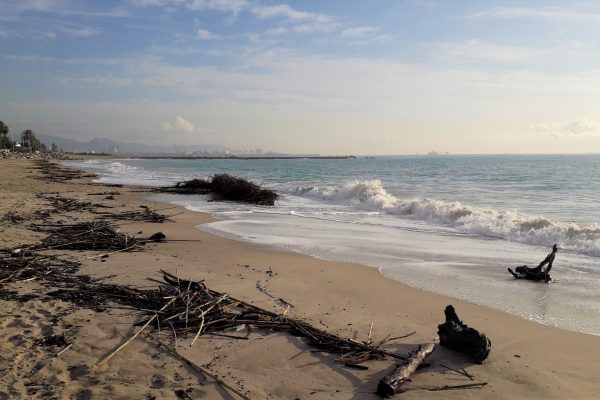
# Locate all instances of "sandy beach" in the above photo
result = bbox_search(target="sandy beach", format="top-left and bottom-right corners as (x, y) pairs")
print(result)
(1, 159), (599, 400)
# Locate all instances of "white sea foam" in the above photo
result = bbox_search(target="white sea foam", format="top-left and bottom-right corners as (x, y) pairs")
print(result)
(288, 180), (600, 257)
(107, 161), (139, 174)
(66, 159), (600, 257)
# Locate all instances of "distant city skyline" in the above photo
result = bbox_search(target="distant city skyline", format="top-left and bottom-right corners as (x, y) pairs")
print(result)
(2, 0), (600, 155)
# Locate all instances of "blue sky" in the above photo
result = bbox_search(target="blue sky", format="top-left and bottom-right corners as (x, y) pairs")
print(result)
(1, 0), (600, 154)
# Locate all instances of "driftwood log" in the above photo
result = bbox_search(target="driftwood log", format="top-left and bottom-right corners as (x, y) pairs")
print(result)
(508, 266), (551, 282)
(437, 305), (491, 364)
(377, 342), (436, 397)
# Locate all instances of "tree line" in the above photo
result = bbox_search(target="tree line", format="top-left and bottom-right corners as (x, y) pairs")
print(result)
(0, 120), (58, 152)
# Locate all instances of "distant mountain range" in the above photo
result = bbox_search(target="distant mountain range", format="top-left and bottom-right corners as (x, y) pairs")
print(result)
(36, 133), (229, 155)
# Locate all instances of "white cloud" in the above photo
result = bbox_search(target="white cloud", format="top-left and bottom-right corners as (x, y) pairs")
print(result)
(129, 0), (185, 6)
(62, 27), (100, 37)
(290, 22), (337, 33)
(531, 120), (600, 138)
(404, 0), (437, 7)
(468, 7), (600, 22)
(245, 4), (340, 34)
(0, 31), (9, 38)
(4, 0), (128, 17)
(266, 26), (289, 35)
(188, 0), (247, 14)
(340, 26), (379, 38)
(16, 0), (59, 12)
(197, 28), (221, 40)
(438, 40), (540, 63)
(58, 76), (133, 87)
(6, 54), (57, 62)
(38, 31), (57, 39)
(251, 4), (332, 23)
(66, 49), (600, 110)
(163, 115), (196, 133)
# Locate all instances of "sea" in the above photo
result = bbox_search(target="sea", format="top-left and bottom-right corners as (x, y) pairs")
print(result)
(65, 155), (600, 336)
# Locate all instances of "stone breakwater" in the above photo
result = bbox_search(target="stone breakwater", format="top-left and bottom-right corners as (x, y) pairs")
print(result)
(0, 149), (71, 160)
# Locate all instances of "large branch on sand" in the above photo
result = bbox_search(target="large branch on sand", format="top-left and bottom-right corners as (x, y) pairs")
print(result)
(376, 342), (436, 398)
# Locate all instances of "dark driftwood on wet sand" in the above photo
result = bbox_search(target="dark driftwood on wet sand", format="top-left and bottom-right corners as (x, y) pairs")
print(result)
(437, 305), (491, 364)
(377, 342), (436, 398)
(508, 265), (551, 282)
(160, 174), (279, 206)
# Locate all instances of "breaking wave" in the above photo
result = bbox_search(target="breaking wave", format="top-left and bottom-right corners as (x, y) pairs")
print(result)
(107, 161), (139, 174)
(290, 180), (600, 257)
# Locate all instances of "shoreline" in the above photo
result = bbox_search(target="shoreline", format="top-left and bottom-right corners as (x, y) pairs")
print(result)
(1, 159), (599, 399)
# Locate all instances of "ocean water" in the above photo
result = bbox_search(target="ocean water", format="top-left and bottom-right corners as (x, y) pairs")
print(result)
(66, 155), (600, 335)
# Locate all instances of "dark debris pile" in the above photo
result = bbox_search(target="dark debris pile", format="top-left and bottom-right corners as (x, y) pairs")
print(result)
(34, 221), (138, 251)
(161, 174), (279, 206)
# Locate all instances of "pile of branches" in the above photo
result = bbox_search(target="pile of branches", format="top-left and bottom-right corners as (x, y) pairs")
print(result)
(2, 194), (103, 225)
(93, 206), (175, 223)
(0, 246), (156, 311)
(0, 249), (79, 285)
(39, 269), (408, 364)
(161, 174), (279, 206)
(34, 159), (94, 183)
(38, 194), (97, 213)
(130, 271), (407, 363)
(2, 240), (408, 363)
(1, 211), (24, 224)
(34, 221), (138, 251)
(47, 277), (166, 313)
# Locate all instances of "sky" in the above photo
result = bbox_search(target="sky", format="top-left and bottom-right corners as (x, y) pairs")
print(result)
(1, 0), (600, 155)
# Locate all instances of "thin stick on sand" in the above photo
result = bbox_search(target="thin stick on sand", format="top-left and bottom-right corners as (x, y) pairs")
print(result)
(0, 256), (39, 283)
(148, 334), (253, 400)
(93, 296), (176, 369)
(56, 343), (73, 357)
(190, 294), (228, 346)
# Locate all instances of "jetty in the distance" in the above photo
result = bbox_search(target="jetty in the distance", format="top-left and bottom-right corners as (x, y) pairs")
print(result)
(132, 155), (357, 160)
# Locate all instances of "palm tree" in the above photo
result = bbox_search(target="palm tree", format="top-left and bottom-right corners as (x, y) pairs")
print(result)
(0, 121), (9, 149)
(21, 129), (36, 151)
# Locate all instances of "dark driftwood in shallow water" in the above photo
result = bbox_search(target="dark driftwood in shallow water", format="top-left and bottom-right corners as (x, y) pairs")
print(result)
(160, 174), (279, 206)
(508, 265), (551, 282)
(377, 342), (436, 398)
(437, 305), (491, 364)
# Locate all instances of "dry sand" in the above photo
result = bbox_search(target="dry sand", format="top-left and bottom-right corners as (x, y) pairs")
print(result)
(1, 158), (599, 399)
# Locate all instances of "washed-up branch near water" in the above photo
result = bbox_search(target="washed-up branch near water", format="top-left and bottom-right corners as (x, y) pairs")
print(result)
(160, 174), (279, 206)
(92, 206), (177, 223)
